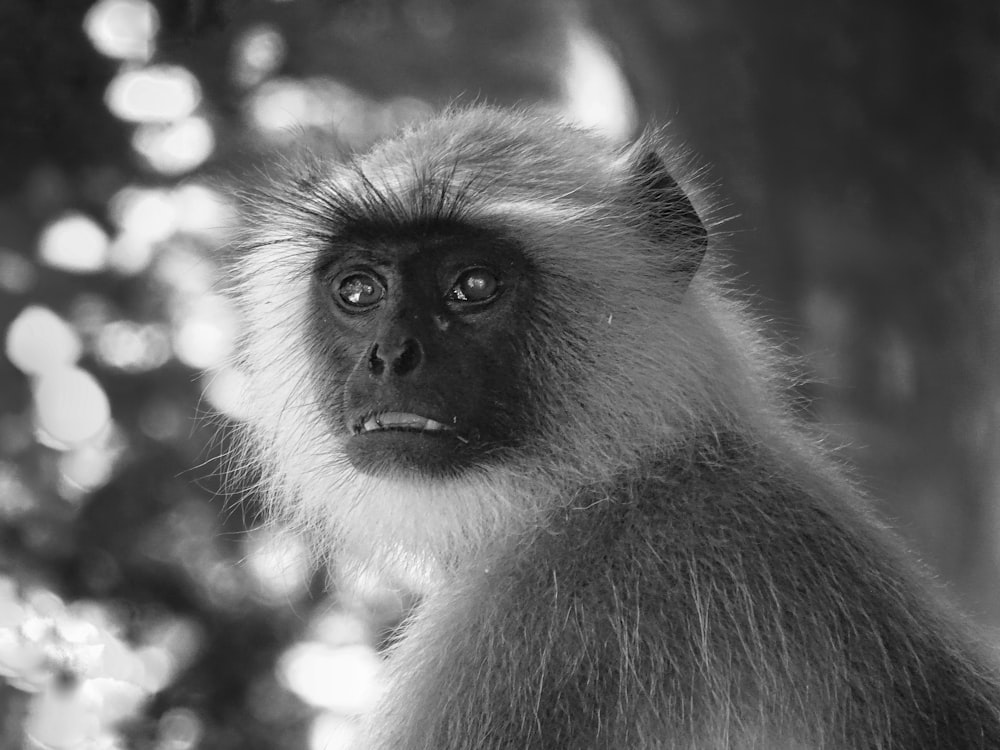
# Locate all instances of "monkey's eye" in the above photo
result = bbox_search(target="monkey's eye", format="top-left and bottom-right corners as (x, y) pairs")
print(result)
(447, 268), (499, 306)
(336, 272), (385, 311)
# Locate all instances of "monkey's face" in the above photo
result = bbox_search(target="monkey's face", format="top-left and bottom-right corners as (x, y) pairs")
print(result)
(310, 221), (534, 479)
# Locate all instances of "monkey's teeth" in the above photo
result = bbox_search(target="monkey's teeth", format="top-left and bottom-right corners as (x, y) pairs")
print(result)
(361, 412), (451, 433)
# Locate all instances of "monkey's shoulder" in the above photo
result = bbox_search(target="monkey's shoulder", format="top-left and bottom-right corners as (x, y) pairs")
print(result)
(465, 434), (1000, 748)
(498, 430), (959, 655)
(532, 432), (846, 581)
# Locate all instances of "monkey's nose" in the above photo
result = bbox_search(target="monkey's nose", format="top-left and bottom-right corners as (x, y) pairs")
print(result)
(367, 339), (423, 377)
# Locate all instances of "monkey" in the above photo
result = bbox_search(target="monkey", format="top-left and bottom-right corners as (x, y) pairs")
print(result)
(231, 106), (1000, 749)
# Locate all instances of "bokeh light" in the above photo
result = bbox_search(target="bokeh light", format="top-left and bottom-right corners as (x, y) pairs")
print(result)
(24, 685), (103, 749)
(247, 77), (367, 140)
(244, 527), (312, 603)
(0, 580), (206, 749)
(94, 321), (172, 373)
(33, 367), (112, 448)
(5, 306), (83, 377)
(152, 243), (214, 297)
(0, 462), (35, 520)
(107, 232), (156, 275)
(171, 183), (233, 240)
(37, 213), (111, 274)
(171, 294), (238, 370)
(233, 24), (287, 88)
(109, 186), (176, 242)
(139, 617), (203, 692)
(58, 437), (124, 497)
(561, 21), (636, 140)
(309, 610), (370, 648)
(84, 0), (159, 62)
(105, 65), (202, 123)
(277, 641), (381, 715)
(201, 366), (250, 420)
(157, 707), (203, 750)
(67, 294), (116, 341)
(132, 115), (216, 175)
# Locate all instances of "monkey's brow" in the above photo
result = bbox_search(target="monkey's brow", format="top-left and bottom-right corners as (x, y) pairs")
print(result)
(310, 162), (486, 230)
(324, 245), (393, 267)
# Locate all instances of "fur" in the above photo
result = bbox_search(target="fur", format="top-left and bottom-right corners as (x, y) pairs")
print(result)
(230, 106), (1000, 748)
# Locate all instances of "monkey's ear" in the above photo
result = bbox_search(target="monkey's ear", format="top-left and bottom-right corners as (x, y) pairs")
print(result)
(626, 148), (708, 287)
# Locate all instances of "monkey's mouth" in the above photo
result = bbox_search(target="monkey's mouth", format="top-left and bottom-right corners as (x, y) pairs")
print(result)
(352, 411), (455, 436)
(345, 410), (477, 478)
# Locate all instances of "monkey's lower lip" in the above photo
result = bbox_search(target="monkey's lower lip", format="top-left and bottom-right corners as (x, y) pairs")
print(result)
(353, 411), (454, 435)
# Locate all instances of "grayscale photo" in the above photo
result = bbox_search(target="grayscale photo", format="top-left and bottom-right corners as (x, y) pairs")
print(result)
(1, 1), (998, 748)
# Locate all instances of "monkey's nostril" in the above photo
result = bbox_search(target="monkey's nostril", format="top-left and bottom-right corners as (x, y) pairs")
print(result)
(392, 339), (422, 376)
(368, 344), (385, 376)
(368, 340), (421, 377)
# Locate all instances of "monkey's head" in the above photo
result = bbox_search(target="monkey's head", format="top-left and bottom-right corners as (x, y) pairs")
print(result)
(234, 108), (751, 568)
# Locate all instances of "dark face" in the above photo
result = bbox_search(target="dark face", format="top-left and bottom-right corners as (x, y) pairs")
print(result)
(310, 222), (535, 479)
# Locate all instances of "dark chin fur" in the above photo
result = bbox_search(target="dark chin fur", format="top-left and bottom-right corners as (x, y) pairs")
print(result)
(345, 430), (481, 479)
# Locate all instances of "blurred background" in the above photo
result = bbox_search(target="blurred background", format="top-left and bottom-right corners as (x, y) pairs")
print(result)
(0, 0), (998, 747)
